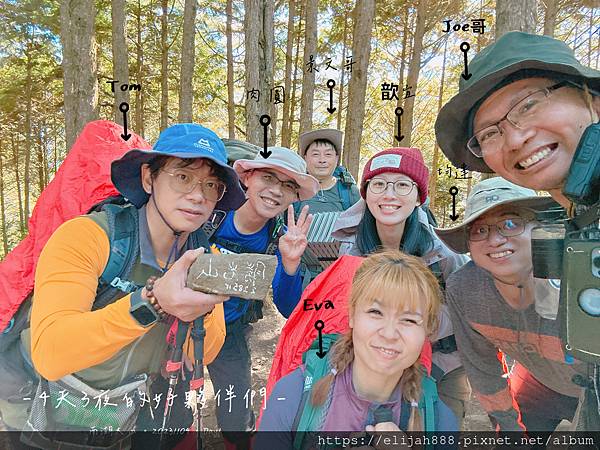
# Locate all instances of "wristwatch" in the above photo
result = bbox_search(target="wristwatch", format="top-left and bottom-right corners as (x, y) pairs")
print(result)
(129, 289), (159, 327)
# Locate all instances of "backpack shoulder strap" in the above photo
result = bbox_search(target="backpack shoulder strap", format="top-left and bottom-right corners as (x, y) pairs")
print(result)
(419, 374), (438, 434)
(399, 398), (412, 430)
(90, 203), (140, 310)
(265, 214), (285, 255)
(202, 209), (228, 240)
(189, 225), (210, 251)
(292, 333), (339, 450)
(336, 180), (352, 211)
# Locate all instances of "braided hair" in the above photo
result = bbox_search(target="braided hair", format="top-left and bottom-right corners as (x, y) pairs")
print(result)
(310, 250), (441, 431)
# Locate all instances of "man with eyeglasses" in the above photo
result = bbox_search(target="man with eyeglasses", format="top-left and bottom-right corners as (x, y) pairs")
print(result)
(435, 30), (600, 433)
(435, 178), (587, 435)
(435, 31), (599, 210)
(205, 146), (319, 449)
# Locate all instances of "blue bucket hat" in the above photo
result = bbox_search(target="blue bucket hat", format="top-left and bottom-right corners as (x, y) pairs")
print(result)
(111, 123), (245, 210)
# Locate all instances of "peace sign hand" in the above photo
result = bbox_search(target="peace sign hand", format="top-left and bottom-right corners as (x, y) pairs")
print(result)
(278, 205), (313, 275)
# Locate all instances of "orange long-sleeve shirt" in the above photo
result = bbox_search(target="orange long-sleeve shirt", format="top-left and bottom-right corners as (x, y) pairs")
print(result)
(30, 216), (225, 381)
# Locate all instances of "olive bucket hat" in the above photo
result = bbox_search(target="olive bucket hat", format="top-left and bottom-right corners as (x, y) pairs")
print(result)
(111, 123), (245, 210)
(435, 31), (600, 173)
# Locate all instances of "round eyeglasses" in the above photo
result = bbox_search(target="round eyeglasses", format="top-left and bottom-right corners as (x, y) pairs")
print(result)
(468, 217), (529, 242)
(368, 178), (417, 196)
(254, 170), (300, 196)
(467, 81), (570, 158)
(161, 169), (227, 202)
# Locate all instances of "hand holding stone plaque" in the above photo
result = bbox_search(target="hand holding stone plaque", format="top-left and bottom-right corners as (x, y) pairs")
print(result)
(186, 253), (278, 300)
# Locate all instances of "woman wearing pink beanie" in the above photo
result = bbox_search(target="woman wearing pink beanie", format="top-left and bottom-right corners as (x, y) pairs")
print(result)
(331, 147), (471, 429)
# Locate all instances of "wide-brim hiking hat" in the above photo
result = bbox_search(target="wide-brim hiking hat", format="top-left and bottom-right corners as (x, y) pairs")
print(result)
(435, 31), (600, 173)
(233, 146), (320, 201)
(112, 123), (245, 210)
(299, 129), (343, 156)
(360, 147), (429, 204)
(434, 177), (559, 254)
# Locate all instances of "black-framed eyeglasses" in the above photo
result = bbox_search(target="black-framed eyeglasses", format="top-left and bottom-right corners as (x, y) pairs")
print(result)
(367, 178), (417, 196)
(162, 169), (227, 202)
(468, 217), (529, 242)
(254, 169), (300, 196)
(467, 80), (573, 158)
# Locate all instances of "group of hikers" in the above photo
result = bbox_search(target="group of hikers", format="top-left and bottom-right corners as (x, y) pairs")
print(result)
(0, 30), (599, 450)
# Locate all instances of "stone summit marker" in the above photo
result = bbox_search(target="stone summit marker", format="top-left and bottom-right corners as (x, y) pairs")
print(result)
(186, 253), (278, 300)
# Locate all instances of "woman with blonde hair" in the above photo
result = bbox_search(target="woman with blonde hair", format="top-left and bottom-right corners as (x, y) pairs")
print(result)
(256, 250), (458, 449)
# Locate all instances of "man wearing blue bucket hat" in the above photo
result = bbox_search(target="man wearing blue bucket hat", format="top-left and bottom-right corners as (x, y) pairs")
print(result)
(18, 123), (245, 445)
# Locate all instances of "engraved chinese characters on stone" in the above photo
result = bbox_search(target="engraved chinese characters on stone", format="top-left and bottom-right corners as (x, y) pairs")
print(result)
(186, 253), (277, 300)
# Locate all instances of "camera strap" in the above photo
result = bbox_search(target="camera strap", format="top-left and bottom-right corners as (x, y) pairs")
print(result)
(571, 200), (600, 230)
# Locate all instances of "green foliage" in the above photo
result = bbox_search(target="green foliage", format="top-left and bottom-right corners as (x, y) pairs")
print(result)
(0, 0), (598, 258)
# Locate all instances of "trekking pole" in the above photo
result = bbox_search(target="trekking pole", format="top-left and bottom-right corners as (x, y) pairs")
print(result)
(162, 319), (190, 430)
(190, 316), (206, 449)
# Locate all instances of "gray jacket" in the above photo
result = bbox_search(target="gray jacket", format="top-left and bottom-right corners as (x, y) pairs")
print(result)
(332, 199), (468, 278)
(331, 199), (469, 374)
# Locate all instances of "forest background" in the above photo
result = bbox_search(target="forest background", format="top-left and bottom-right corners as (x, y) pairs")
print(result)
(0, 0), (599, 259)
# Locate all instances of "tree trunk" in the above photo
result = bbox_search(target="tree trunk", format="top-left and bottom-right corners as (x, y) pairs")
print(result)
(428, 36), (448, 210)
(226, 0), (236, 139)
(244, 0), (262, 145)
(111, 0), (129, 122)
(0, 150), (7, 256)
(179, 0), (197, 122)
(24, 40), (33, 223)
(336, 7), (349, 133)
(60, 0), (98, 150)
(280, 0), (296, 148)
(543, 0), (558, 37)
(588, 8), (594, 67)
(299, 0), (317, 135)
(265, 0), (276, 145)
(135, 0), (145, 136)
(342, 0), (375, 180)
(270, 93), (279, 146)
(402, 0), (426, 147)
(393, 2), (410, 145)
(244, 0), (273, 146)
(160, 0), (169, 131)
(245, 0), (262, 145)
(11, 135), (24, 236)
(37, 125), (46, 193)
(595, 26), (600, 70)
(477, 0), (484, 51)
(288, 17), (302, 148)
(495, 0), (537, 38)
(53, 116), (58, 175)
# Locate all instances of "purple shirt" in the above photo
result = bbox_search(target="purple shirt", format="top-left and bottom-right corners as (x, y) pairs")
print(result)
(322, 363), (403, 431)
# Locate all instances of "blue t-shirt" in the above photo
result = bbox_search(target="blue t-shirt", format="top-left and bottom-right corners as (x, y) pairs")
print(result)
(211, 212), (303, 323)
